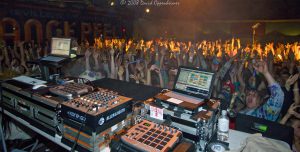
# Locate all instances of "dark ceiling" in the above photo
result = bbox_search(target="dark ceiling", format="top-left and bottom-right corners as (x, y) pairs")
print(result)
(6, 0), (300, 21)
(131, 0), (300, 21)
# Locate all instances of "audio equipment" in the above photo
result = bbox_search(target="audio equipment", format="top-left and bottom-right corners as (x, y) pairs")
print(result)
(61, 88), (133, 151)
(49, 82), (94, 99)
(61, 88), (133, 132)
(143, 98), (220, 151)
(1, 79), (60, 136)
(62, 114), (133, 152)
(121, 119), (182, 152)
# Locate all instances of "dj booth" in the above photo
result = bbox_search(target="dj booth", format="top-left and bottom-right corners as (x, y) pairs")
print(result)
(0, 76), (293, 152)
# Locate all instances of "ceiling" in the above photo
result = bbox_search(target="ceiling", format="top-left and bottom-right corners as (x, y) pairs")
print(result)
(4, 0), (300, 21)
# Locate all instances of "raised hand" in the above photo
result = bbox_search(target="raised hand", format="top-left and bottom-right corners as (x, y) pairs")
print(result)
(0, 54), (4, 62)
(18, 41), (25, 48)
(92, 49), (99, 60)
(124, 60), (129, 69)
(253, 60), (268, 74)
(150, 64), (160, 73)
(287, 103), (300, 119)
(109, 47), (115, 56)
(129, 74), (138, 81)
(160, 46), (167, 56)
(85, 48), (92, 58)
(285, 74), (299, 88)
(118, 66), (125, 76)
(285, 43), (292, 50)
(136, 62), (144, 72)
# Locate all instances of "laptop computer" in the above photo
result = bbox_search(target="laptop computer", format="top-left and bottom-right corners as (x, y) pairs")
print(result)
(154, 66), (215, 113)
(41, 37), (71, 62)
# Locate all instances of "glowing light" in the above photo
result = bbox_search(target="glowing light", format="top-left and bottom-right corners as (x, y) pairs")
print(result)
(110, 1), (114, 6)
(277, 54), (283, 61)
(296, 52), (300, 61)
(145, 8), (150, 13)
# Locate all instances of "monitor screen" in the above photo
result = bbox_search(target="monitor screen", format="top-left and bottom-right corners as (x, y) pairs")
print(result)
(51, 38), (71, 56)
(174, 67), (215, 99)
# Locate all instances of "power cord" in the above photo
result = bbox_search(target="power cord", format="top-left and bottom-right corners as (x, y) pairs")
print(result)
(70, 108), (90, 152)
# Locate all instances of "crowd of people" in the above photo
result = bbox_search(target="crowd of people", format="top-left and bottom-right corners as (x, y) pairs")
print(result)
(1, 37), (300, 151)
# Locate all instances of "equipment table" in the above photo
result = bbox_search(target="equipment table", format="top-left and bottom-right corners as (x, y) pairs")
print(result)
(0, 78), (292, 152)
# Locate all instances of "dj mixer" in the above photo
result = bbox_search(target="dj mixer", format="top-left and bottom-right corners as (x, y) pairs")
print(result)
(121, 120), (182, 152)
(61, 88), (133, 132)
(49, 82), (94, 99)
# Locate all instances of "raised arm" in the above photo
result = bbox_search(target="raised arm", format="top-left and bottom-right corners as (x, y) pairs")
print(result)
(118, 65), (124, 81)
(84, 48), (92, 71)
(124, 60), (130, 82)
(197, 46), (208, 70)
(92, 48), (100, 71)
(280, 103), (300, 124)
(13, 41), (20, 59)
(3, 46), (11, 68)
(253, 61), (275, 85)
(219, 52), (238, 80)
(266, 43), (274, 74)
(19, 42), (30, 74)
(0, 48), (4, 74)
(293, 81), (300, 105)
(237, 60), (246, 93)
(253, 60), (284, 121)
(109, 47), (117, 79)
(285, 74), (299, 91)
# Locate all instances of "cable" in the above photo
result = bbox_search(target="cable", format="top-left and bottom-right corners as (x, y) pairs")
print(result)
(70, 108), (90, 152)
(0, 85), (8, 152)
(0, 124), (7, 152)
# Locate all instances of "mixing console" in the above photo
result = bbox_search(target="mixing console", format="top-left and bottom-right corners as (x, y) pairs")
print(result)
(49, 82), (94, 99)
(64, 88), (131, 115)
(121, 120), (182, 152)
(61, 88), (132, 131)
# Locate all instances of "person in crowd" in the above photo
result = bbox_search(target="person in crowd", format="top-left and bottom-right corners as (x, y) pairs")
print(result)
(239, 60), (284, 121)
(1, 37), (300, 121)
(280, 84), (300, 152)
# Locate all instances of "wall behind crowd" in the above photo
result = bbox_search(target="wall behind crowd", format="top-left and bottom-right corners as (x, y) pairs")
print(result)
(133, 17), (300, 43)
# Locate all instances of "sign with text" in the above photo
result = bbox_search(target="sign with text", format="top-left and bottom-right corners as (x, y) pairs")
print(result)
(150, 105), (163, 120)
(0, 2), (132, 43)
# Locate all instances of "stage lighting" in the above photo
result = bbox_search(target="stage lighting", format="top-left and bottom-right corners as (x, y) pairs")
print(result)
(145, 8), (150, 13)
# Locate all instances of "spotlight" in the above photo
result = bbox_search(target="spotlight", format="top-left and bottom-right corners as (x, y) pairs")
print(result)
(110, 1), (114, 6)
(145, 8), (150, 13)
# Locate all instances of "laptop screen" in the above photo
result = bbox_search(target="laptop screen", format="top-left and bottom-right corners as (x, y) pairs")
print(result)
(173, 66), (215, 99)
(51, 37), (71, 57)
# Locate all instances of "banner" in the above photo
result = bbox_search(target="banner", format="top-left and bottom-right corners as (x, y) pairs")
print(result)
(0, 2), (132, 43)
